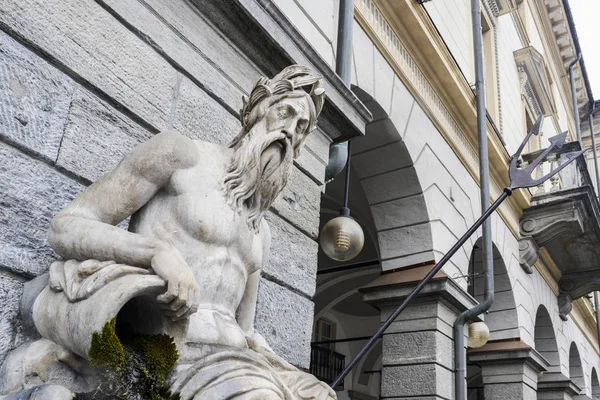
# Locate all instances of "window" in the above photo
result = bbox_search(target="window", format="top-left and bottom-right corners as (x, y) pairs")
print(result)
(313, 318), (336, 349)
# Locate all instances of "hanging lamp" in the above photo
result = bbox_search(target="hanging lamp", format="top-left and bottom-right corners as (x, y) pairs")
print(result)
(320, 141), (365, 261)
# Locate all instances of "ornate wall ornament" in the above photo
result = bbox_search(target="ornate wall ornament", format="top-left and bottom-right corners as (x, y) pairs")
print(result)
(558, 293), (573, 321)
(518, 237), (538, 274)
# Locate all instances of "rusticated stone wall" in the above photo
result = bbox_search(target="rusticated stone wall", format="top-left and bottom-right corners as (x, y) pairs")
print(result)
(0, 0), (333, 369)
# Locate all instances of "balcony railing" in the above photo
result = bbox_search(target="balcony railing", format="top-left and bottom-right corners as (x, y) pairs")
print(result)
(310, 345), (345, 389)
(520, 141), (594, 196)
(519, 140), (600, 319)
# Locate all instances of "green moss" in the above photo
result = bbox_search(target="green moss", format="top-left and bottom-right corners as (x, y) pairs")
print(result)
(130, 334), (179, 383)
(88, 318), (126, 371)
(77, 319), (180, 400)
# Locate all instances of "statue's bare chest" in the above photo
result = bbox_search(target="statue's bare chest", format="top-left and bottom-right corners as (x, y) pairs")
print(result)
(162, 164), (265, 271)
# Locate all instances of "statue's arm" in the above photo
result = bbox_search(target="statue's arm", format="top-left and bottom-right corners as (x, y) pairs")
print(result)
(49, 131), (200, 316)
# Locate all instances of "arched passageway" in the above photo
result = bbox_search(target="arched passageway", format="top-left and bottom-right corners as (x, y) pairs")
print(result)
(569, 343), (585, 394)
(591, 368), (600, 399)
(466, 239), (517, 399)
(312, 86), (431, 399)
(534, 306), (560, 373)
(467, 238), (519, 341)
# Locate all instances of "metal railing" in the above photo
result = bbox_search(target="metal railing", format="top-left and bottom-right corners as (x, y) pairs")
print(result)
(310, 345), (346, 389)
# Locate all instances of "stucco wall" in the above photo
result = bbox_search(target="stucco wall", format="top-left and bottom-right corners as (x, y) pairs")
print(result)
(0, 0), (332, 370)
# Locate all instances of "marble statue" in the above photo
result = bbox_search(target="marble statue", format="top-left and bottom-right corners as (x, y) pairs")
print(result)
(0, 65), (336, 400)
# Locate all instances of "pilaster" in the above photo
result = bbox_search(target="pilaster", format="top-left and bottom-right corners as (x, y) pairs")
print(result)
(469, 339), (550, 400)
(360, 264), (477, 399)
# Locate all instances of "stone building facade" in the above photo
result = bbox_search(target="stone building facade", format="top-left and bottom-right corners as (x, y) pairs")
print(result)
(0, 0), (599, 399)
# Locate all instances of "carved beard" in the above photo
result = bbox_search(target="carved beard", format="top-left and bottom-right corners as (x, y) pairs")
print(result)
(222, 128), (294, 232)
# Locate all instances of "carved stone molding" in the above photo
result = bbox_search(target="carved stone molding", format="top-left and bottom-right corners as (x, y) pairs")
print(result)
(519, 201), (584, 247)
(558, 293), (573, 321)
(518, 238), (538, 274)
(514, 46), (555, 118)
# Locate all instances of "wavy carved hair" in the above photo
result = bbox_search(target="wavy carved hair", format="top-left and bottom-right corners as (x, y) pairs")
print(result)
(222, 65), (325, 231)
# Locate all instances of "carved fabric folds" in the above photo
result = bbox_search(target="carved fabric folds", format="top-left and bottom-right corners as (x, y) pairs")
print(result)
(170, 344), (336, 400)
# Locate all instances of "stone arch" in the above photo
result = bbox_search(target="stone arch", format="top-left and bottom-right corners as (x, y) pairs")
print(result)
(569, 342), (585, 393)
(312, 85), (433, 397)
(468, 238), (519, 341)
(591, 368), (600, 399)
(350, 86), (434, 272)
(534, 305), (560, 372)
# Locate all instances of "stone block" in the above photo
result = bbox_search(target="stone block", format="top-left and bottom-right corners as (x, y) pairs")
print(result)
(0, 30), (74, 161)
(56, 89), (152, 182)
(0, 272), (24, 365)
(352, 140), (413, 180)
(254, 278), (314, 369)
(378, 222), (433, 261)
(379, 300), (458, 338)
(382, 330), (454, 370)
(101, 0), (251, 110)
(288, 0), (337, 43)
(263, 213), (318, 297)
(352, 23), (375, 97)
(389, 75), (416, 137)
(381, 252), (436, 271)
(352, 118), (401, 154)
(361, 167), (423, 205)
(371, 194), (430, 231)
(484, 382), (536, 400)
(381, 363), (453, 398)
(373, 49), (395, 114)
(0, 143), (84, 276)
(272, 0), (334, 66)
(272, 167), (321, 239)
(172, 75), (241, 146)
(0, 0), (177, 129)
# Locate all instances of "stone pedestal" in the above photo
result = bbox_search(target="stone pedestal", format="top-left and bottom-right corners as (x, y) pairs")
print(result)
(360, 264), (477, 399)
(469, 340), (549, 400)
(537, 372), (581, 400)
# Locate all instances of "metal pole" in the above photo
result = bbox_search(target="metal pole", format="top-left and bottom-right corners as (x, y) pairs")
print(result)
(595, 292), (600, 347)
(569, 53), (582, 143)
(325, 0), (354, 183)
(330, 190), (511, 388)
(453, 2), (494, 399)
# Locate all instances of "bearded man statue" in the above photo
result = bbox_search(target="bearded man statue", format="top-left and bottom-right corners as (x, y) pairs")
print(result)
(0, 65), (337, 400)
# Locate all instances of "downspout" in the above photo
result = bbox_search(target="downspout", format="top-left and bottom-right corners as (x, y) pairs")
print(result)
(325, 0), (354, 183)
(589, 101), (599, 198)
(568, 53), (583, 143)
(454, 1), (494, 399)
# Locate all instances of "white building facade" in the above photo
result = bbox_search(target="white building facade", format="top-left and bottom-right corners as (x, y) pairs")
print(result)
(0, 0), (599, 399)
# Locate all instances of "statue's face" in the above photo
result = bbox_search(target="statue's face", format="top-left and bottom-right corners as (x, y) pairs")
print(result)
(262, 94), (312, 160)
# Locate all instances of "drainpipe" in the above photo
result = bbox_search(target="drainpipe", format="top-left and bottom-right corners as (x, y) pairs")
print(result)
(325, 0), (354, 183)
(569, 53), (582, 143)
(590, 101), (600, 197)
(453, 1), (494, 399)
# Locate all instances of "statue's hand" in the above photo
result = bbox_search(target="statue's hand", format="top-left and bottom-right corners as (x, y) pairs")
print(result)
(151, 244), (200, 320)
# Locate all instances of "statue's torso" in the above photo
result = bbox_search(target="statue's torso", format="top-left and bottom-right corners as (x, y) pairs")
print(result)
(129, 141), (267, 348)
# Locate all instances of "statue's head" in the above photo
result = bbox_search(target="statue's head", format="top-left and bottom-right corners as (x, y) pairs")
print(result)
(223, 65), (325, 231)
